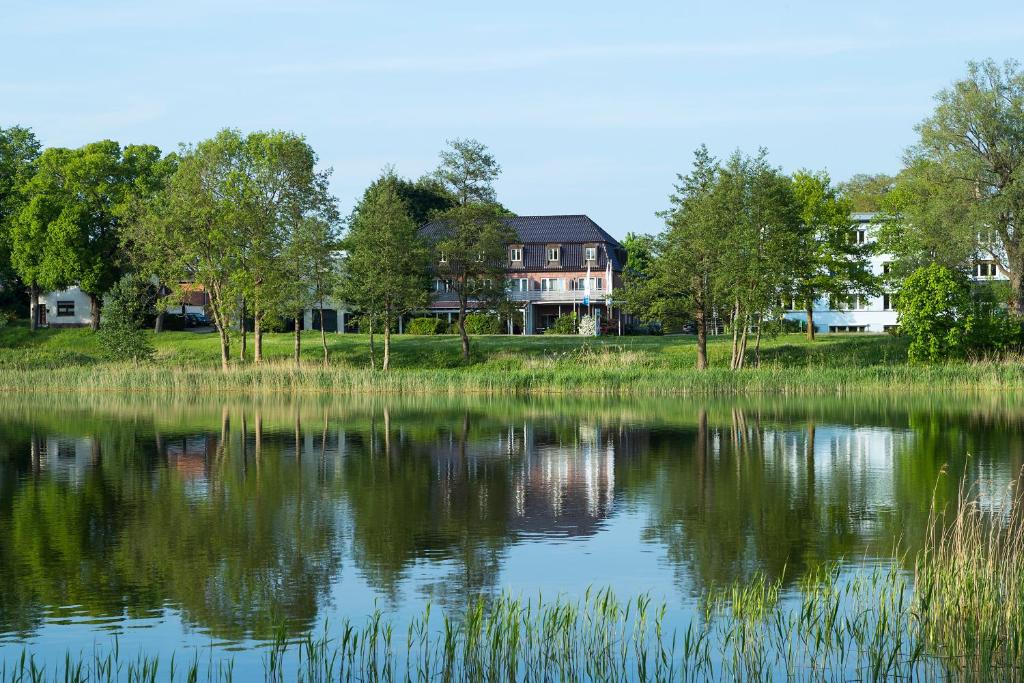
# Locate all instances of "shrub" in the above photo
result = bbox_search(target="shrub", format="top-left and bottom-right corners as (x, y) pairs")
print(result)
(898, 264), (1022, 362)
(545, 312), (578, 335)
(0, 311), (13, 329)
(464, 313), (502, 335)
(407, 317), (447, 335)
(99, 275), (155, 364)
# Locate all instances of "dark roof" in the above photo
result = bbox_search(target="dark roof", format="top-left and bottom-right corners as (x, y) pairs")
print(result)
(420, 214), (626, 271)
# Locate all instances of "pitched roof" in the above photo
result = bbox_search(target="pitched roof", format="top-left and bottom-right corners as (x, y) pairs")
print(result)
(420, 214), (625, 272)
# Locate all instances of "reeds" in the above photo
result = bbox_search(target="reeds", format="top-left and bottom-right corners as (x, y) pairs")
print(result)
(6, 476), (1024, 681)
(1, 358), (1024, 397)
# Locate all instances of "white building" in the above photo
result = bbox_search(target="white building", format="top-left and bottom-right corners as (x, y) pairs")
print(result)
(34, 286), (95, 328)
(782, 212), (1008, 334)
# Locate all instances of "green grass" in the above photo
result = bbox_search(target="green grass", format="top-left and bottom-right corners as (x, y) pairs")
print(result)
(2, 322), (1024, 396)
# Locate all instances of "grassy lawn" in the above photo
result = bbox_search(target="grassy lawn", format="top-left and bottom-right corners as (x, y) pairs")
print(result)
(1, 322), (1022, 395)
(0, 323), (909, 369)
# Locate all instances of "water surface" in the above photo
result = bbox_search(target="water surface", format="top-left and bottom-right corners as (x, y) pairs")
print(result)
(1, 392), (1021, 673)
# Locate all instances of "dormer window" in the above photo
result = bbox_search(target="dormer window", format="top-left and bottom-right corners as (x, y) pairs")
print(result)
(475, 252), (484, 262)
(546, 246), (560, 263)
(439, 252), (448, 264)
(585, 246), (597, 262)
(509, 247), (523, 262)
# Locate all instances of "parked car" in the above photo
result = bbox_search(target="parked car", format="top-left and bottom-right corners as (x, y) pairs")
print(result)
(185, 312), (213, 327)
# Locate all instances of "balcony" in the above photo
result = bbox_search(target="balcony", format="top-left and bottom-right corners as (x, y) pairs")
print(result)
(430, 289), (610, 306)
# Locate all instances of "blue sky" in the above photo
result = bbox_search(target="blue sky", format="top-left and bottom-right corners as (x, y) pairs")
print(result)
(3, 1), (1023, 238)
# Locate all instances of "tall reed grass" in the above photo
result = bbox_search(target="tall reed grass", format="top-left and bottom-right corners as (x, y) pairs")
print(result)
(5, 474), (1024, 681)
(2, 358), (1024, 397)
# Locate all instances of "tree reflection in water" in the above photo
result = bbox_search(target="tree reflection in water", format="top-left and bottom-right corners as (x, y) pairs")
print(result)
(0, 393), (1022, 645)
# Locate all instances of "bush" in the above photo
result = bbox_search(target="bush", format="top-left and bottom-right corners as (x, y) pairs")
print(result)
(99, 275), (155, 363)
(898, 264), (1022, 362)
(464, 313), (502, 335)
(545, 312), (578, 335)
(407, 317), (447, 335)
(0, 311), (13, 329)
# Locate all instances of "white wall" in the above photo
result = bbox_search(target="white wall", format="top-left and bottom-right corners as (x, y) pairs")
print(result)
(782, 213), (1007, 334)
(38, 286), (93, 327)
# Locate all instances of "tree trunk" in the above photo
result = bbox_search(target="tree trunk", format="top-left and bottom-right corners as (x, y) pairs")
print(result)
(695, 296), (708, 371)
(155, 310), (165, 334)
(320, 297), (329, 367)
(239, 301), (247, 363)
(805, 301), (816, 341)
(294, 316), (301, 367)
(28, 282), (37, 332)
(254, 316), (263, 365)
(383, 323), (391, 371)
(754, 312), (763, 368)
(730, 299), (741, 370)
(89, 293), (100, 331)
(736, 315), (749, 371)
(368, 319), (377, 370)
(457, 296), (470, 361)
(1010, 260), (1024, 316)
(217, 323), (230, 372)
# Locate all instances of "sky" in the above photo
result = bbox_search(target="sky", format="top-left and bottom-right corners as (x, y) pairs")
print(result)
(3, 0), (1024, 239)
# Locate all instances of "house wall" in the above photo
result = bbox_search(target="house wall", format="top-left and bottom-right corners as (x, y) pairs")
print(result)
(782, 213), (1008, 334)
(38, 287), (94, 328)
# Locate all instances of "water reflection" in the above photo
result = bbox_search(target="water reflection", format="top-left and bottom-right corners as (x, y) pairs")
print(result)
(1, 393), (1023, 648)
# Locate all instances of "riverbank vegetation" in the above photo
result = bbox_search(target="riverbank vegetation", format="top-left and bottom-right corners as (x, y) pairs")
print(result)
(2, 475), (1022, 681)
(4, 325), (1024, 396)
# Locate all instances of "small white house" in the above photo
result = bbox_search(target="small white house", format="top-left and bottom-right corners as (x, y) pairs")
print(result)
(35, 286), (94, 328)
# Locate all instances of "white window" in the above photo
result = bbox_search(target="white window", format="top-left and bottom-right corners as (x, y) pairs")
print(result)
(832, 294), (866, 311)
(56, 301), (75, 317)
(509, 247), (523, 262)
(974, 261), (998, 278)
(584, 246), (597, 261)
(439, 252), (448, 264)
(852, 228), (867, 245)
(547, 246), (560, 262)
(506, 278), (528, 292)
(882, 262), (892, 275)
(575, 277), (602, 291)
(883, 293), (896, 311)
(541, 278), (565, 292)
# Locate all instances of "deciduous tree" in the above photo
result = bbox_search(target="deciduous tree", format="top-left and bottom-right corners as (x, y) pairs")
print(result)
(339, 172), (430, 370)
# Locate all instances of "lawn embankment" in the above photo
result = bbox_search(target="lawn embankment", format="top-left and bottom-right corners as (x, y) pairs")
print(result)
(1, 324), (1023, 395)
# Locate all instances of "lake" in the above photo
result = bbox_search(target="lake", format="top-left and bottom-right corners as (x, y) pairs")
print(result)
(1, 392), (1021, 678)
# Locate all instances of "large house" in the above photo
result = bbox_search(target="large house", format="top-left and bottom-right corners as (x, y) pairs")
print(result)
(782, 212), (1008, 334)
(420, 215), (629, 335)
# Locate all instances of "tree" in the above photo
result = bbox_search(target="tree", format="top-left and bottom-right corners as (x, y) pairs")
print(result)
(427, 138), (512, 359)
(836, 173), (896, 213)
(434, 138), (501, 207)
(98, 274), (154, 364)
(230, 131), (338, 364)
(888, 59), (1024, 313)
(647, 146), (725, 369)
(620, 232), (661, 331)
(11, 141), (166, 331)
(134, 131), (244, 371)
(713, 150), (802, 369)
(431, 203), (515, 360)
(282, 217), (341, 367)
(792, 170), (877, 340)
(339, 172), (430, 370)
(0, 126), (41, 325)
(897, 264), (981, 362)
(395, 175), (456, 225)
